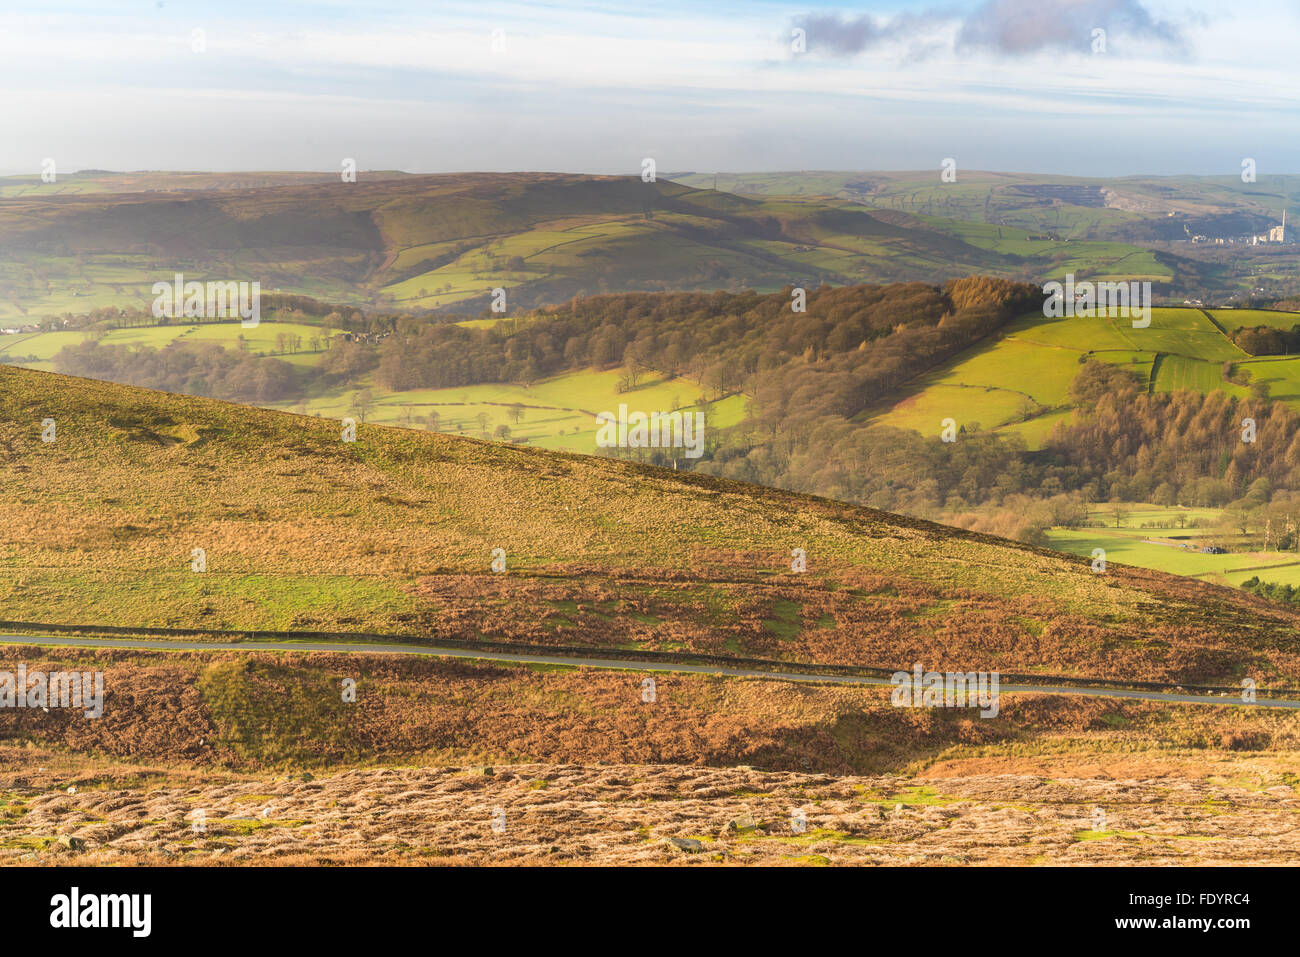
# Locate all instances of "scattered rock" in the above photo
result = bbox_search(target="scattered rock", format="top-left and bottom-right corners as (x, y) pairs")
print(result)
(57, 835), (86, 852)
(665, 837), (703, 853)
(720, 811), (759, 838)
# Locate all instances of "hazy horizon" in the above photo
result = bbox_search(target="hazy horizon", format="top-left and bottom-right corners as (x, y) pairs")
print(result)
(4, 0), (1298, 179)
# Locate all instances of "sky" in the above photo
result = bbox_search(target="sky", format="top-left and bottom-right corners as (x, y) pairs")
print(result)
(1, 0), (1297, 177)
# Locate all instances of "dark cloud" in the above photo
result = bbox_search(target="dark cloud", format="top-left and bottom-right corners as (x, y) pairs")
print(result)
(793, 13), (894, 56)
(792, 0), (1186, 58)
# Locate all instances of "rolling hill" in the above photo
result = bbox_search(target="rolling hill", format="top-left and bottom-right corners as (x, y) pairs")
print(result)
(3, 362), (1300, 689)
(672, 169), (1300, 300)
(670, 169), (1300, 244)
(0, 171), (1189, 321)
(6, 362), (1300, 866)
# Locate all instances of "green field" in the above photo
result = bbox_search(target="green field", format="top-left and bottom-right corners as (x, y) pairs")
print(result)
(1152, 354), (1233, 393)
(274, 368), (747, 453)
(0, 312), (746, 457)
(0, 320), (339, 371)
(1210, 309), (1300, 331)
(1045, 504), (1300, 588)
(864, 307), (1275, 448)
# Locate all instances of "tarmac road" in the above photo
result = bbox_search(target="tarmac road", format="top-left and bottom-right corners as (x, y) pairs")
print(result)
(1, 633), (1296, 709)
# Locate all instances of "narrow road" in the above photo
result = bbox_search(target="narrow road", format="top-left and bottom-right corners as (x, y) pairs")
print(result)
(1, 633), (1295, 710)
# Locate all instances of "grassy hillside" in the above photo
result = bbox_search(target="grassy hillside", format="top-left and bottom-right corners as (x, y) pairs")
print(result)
(864, 306), (1300, 448)
(3, 363), (1300, 687)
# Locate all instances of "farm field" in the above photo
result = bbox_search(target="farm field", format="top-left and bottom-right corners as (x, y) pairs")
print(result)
(0, 314), (744, 454)
(1210, 308), (1300, 331)
(278, 368), (748, 453)
(0, 320), (338, 371)
(1045, 504), (1300, 588)
(864, 307), (1270, 448)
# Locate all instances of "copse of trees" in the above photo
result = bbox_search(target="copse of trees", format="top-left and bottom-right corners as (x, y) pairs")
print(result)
(53, 340), (298, 403)
(1044, 361), (1300, 502)
(368, 278), (1040, 402)
(1231, 324), (1300, 356)
(1241, 576), (1300, 605)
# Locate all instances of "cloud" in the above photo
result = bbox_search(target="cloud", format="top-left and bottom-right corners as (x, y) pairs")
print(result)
(793, 0), (1187, 59)
(955, 0), (1186, 55)
(792, 13), (892, 56)
(791, 11), (947, 57)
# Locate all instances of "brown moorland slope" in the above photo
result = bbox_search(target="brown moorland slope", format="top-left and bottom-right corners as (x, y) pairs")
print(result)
(1, 363), (1299, 686)
(2, 644), (1299, 865)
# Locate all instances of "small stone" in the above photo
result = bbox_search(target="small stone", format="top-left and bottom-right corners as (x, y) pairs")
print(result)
(665, 837), (703, 853)
(729, 812), (757, 831)
(57, 835), (86, 852)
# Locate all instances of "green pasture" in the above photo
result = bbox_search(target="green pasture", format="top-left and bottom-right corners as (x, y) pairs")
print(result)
(1045, 504), (1300, 588)
(0, 321), (339, 371)
(867, 307), (1285, 448)
(273, 368), (748, 454)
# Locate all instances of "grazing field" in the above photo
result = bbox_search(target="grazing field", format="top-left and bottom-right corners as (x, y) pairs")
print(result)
(0, 321), (339, 372)
(1210, 308), (1300, 331)
(1152, 354), (1226, 393)
(1237, 356), (1300, 402)
(1045, 504), (1300, 588)
(865, 307), (1268, 448)
(1, 315), (744, 453)
(278, 368), (747, 453)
